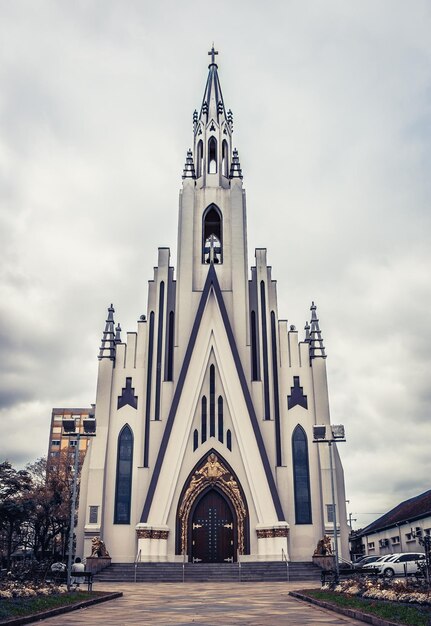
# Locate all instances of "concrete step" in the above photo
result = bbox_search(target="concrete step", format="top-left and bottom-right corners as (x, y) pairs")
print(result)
(94, 561), (321, 583)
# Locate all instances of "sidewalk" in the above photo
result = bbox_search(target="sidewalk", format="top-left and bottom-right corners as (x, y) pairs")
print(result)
(37, 581), (366, 625)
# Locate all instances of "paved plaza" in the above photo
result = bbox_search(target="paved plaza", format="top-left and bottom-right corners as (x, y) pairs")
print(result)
(38, 582), (365, 625)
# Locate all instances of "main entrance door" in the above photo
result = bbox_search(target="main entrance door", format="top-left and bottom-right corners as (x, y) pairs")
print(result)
(191, 489), (235, 562)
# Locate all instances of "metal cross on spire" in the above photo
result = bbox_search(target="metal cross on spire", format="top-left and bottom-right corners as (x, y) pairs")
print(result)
(208, 44), (218, 65)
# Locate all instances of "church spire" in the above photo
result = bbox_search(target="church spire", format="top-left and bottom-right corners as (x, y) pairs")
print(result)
(309, 302), (326, 360)
(98, 304), (116, 360)
(192, 47), (236, 187)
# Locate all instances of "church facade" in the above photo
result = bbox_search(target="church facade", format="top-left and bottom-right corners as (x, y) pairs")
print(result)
(77, 50), (349, 564)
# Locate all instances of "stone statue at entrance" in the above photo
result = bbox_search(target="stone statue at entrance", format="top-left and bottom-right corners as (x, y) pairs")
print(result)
(90, 536), (110, 558)
(313, 535), (333, 556)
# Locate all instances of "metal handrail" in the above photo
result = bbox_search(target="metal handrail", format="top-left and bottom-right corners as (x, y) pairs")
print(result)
(238, 550), (241, 582)
(281, 548), (290, 582)
(134, 549), (141, 583)
(182, 551), (186, 583)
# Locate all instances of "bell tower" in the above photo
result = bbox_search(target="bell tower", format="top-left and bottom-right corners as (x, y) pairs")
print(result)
(176, 47), (249, 367)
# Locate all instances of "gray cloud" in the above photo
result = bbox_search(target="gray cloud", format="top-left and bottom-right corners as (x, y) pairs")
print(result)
(1, 0), (430, 531)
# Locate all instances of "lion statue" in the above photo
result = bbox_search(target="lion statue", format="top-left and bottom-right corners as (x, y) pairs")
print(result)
(90, 536), (110, 558)
(313, 535), (333, 556)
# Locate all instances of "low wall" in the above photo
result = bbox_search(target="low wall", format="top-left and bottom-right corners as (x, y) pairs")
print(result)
(85, 556), (111, 574)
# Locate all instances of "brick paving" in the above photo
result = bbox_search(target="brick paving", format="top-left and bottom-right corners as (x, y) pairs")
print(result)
(37, 582), (366, 625)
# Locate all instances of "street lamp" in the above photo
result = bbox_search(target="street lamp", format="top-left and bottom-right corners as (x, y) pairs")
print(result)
(313, 424), (346, 584)
(63, 416), (96, 591)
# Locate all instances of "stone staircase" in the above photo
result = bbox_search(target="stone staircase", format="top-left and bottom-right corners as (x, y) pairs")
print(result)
(95, 561), (321, 583)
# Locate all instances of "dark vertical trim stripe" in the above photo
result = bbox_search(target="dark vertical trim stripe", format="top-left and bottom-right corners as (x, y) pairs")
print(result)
(154, 282), (165, 420)
(271, 311), (282, 466)
(260, 281), (270, 420)
(143, 311), (154, 467)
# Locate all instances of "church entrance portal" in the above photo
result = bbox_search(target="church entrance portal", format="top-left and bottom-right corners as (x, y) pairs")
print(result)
(177, 452), (248, 561)
(191, 489), (235, 562)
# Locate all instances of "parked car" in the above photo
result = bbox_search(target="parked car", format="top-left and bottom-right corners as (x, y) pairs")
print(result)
(363, 553), (425, 578)
(352, 555), (381, 569)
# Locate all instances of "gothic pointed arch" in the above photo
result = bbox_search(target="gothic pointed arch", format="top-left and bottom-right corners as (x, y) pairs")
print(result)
(292, 424), (312, 524)
(202, 204), (222, 264)
(114, 424), (134, 524)
(176, 450), (248, 559)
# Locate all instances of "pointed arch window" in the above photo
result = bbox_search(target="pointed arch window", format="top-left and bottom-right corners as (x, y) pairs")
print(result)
(203, 205), (222, 264)
(114, 425), (133, 524)
(208, 137), (217, 174)
(292, 425), (312, 524)
(197, 140), (203, 178)
(222, 140), (229, 177)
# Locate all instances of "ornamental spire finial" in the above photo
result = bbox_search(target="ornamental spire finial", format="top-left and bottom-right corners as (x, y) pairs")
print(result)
(208, 44), (218, 66)
(309, 301), (326, 360)
(98, 304), (116, 361)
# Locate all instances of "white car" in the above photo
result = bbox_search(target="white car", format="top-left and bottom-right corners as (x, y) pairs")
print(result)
(365, 552), (425, 578)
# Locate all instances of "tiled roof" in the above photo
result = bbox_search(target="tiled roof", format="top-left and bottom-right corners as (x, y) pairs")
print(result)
(360, 489), (431, 535)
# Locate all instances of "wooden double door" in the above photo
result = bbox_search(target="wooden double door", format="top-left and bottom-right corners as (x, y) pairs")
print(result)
(191, 489), (236, 563)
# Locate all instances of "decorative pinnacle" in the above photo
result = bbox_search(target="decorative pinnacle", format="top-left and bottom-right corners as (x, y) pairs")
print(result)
(229, 148), (243, 179)
(309, 301), (326, 360)
(304, 321), (310, 342)
(182, 149), (196, 179)
(114, 323), (122, 344)
(98, 304), (116, 361)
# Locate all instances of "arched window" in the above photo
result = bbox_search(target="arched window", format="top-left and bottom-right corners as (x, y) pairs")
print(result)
(218, 396), (224, 443)
(193, 429), (198, 451)
(210, 365), (215, 437)
(292, 425), (312, 524)
(251, 310), (259, 381)
(203, 205), (222, 264)
(226, 429), (232, 451)
(114, 425), (133, 524)
(208, 137), (217, 174)
(222, 140), (229, 177)
(165, 310), (174, 381)
(201, 396), (207, 443)
(197, 140), (203, 177)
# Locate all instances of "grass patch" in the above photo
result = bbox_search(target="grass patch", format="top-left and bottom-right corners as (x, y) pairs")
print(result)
(300, 589), (431, 626)
(0, 591), (103, 622)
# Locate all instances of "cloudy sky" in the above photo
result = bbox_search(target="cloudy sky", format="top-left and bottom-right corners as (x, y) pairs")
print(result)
(1, 1), (430, 530)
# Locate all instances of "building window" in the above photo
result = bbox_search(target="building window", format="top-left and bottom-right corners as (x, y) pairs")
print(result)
(51, 440), (60, 446)
(203, 205), (222, 264)
(217, 396), (224, 443)
(196, 140), (203, 177)
(69, 440), (77, 447)
(210, 365), (215, 437)
(114, 425), (133, 524)
(201, 396), (207, 443)
(292, 425), (312, 524)
(226, 429), (232, 451)
(165, 311), (174, 381)
(222, 140), (229, 177)
(368, 542), (375, 549)
(391, 536), (400, 544)
(326, 504), (335, 523)
(193, 429), (198, 451)
(89, 506), (98, 524)
(208, 137), (217, 173)
(251, 310), (259, 381)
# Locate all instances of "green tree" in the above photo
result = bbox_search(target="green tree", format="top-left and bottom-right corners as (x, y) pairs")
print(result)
(0, 461), (33, 568)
